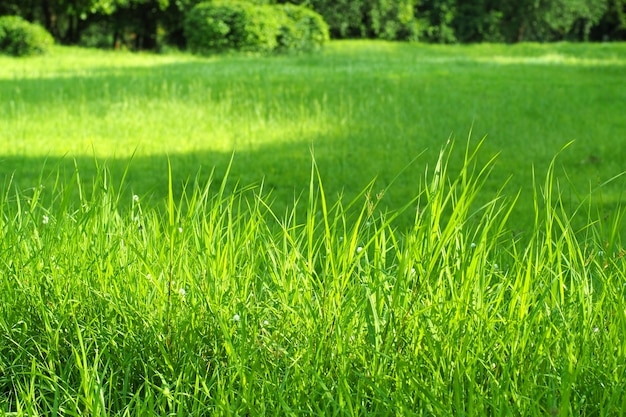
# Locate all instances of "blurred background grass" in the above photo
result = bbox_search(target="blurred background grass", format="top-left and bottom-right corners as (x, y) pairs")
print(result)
(1, 40), (624, 233)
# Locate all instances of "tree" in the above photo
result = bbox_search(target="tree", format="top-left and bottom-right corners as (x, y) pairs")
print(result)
(108, 0), (169, 50)
(2, 0), (623, 49)
(0, 0), (170, 49)
(415, 0), (457, 42)
(365, 0), (419, 40)
(499, 0), (609, 41)
(452, 0), (504, 42)
(305, 0), (369, 38)
(159, 0), (204, 48)
(277, 0), (418, 40)
(591, 0), (626, 39)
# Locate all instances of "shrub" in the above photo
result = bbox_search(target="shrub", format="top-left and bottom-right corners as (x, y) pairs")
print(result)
(184, 1), (282, 54)
(184, 1), (329, 55)
(275, 3), (329, 52)
(0, 15), (53, 56)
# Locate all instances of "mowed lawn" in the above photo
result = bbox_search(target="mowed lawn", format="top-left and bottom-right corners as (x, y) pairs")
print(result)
(1, 40), (625, 231)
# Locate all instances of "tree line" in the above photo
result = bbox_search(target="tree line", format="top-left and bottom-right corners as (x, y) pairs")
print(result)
(1, 0), (624, 50)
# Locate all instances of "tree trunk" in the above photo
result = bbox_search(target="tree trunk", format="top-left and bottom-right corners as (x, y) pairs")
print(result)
(138, 3), (159, 50)
(64, 15), (79, 44)
(41, 0), (55, 36)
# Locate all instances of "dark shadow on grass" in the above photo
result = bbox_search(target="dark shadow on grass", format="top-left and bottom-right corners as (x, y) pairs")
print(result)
(0, 137), (426, 227)
(2, 137), (625, 242)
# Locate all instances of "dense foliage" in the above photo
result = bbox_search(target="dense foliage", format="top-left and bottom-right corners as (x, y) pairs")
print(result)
(274, 3), (330, 52)
(279, 0), (419, 40)
(291, 0), (625, 42)
(184, 1), (280, 54)
(0, 0), (624, 50)
(184, 1), (328, 54)
(0, 15), (53, 56)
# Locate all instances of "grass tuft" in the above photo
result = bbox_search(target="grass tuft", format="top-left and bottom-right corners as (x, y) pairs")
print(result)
(1, 143), (624, 415)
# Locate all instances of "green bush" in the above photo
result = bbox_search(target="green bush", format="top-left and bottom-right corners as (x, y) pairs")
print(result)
(184, 1), (329, 55)
(0, 15), (53, 56)
(184, 1), (281, 54)
(275, 3), (329, 52)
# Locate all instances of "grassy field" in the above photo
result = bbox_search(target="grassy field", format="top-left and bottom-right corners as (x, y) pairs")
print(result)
(1, 41), (626, 415)
(1, 41), (625, 230)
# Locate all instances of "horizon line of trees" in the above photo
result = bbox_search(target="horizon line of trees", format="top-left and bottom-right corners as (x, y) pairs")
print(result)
(1, 0), (625, 51)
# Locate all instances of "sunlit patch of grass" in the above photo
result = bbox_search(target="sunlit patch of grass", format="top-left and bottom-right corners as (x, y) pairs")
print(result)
(476, 52), (626, 66)
(0, 45), (201, 79)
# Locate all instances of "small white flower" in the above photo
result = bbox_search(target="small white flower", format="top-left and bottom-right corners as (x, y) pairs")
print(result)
(263, 320), (269, 326)
(356, 246), (363, 254)
(233, 314), (240, 322)
(133, 194), (139, 202)
(593, 326), (599, 333)
(178, 288), (186, 297)
(493, 263), (499, 271)
(178, 227), (183, 233)
(42, 215), (49, 225)
(470, 242), (477, 249)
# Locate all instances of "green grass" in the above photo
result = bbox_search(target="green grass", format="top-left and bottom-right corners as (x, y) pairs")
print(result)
(1, 142), (625, 415)
(1, 41), (626, 414)
(1, 41), (625, 232)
